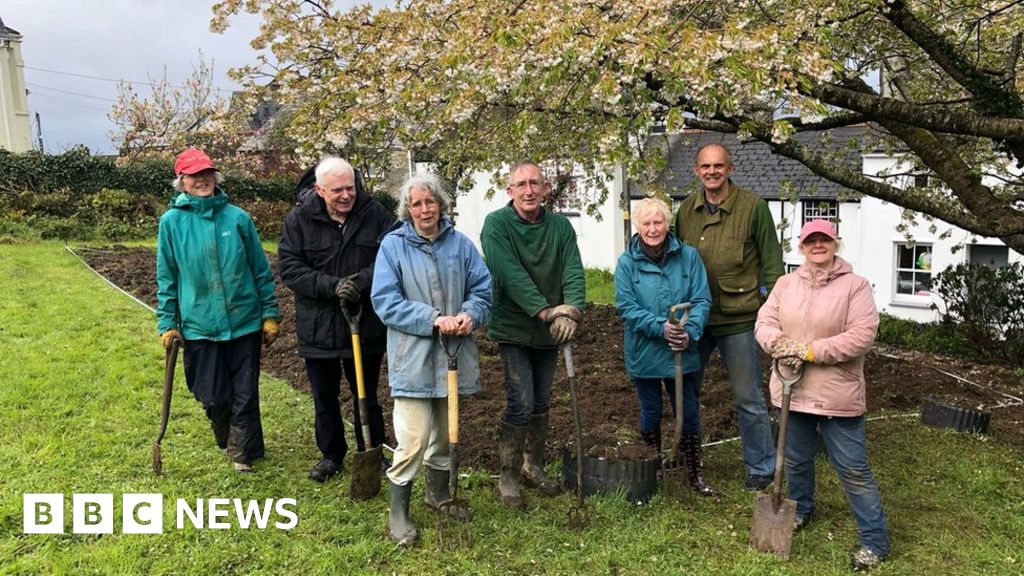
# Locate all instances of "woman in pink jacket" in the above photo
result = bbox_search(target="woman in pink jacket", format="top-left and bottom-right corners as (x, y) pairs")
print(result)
(754, 220), (889, 572)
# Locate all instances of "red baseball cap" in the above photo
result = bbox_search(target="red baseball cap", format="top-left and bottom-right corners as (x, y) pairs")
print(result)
(174, 149), (216, 176)
(799, 219), (838, 242)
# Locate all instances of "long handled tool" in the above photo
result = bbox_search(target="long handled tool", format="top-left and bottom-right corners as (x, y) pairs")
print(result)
(152, 336), (180, 475)
(663, 302), (692, 495)
(749, 359), (804, 559)
(341, 303), (383, 500)
(563, 343), (592, 529)
(437, 333), (471, 549)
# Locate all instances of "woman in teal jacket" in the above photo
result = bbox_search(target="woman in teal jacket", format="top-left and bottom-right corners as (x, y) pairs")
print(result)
(615, 197), (714, 495)
(156, 149), (280, 473)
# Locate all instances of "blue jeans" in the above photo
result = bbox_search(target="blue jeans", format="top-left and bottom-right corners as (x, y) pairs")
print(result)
(786, 412), (890, 557)
(697, 329), (775, 476)
(498, 344), (559, 427)
(634, 373), (701, 435)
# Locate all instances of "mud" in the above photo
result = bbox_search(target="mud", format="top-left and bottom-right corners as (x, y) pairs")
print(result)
(81, 245), (1024, 472)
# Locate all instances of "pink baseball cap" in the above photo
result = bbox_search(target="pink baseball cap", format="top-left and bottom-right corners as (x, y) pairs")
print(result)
(799, 219), (838, 242)
(174, 149), (216, 176)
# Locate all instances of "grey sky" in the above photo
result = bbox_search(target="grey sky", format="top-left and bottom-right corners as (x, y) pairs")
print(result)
(3, 1), (274, 154)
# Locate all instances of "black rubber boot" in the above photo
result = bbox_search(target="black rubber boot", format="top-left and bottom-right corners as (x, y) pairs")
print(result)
(522, 413), (562, 496)
(423, 467), (473, 521)
(640, 428), (661, 455)
(497, 421), (527, 509)
(387, 480), (419, 547)
(682, 433), (717, 497)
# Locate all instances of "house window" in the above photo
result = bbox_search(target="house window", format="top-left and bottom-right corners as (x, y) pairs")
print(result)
(786, 263), (800, 274)
(895, 243), (932, 296)
(968, 244), (1008, 268)
(802, 200), (838, 234)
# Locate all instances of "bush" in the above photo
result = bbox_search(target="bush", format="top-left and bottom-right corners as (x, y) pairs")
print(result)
(876, 313), (967, 357)
(930, 262), (1024, 365)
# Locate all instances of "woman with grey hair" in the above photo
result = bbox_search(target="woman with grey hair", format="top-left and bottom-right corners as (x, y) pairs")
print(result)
(614, 197), (715, 495)
(371, 174), (492, 546)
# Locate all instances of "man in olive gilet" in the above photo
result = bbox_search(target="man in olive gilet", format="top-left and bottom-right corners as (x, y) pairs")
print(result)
(674, 143), (784, 491)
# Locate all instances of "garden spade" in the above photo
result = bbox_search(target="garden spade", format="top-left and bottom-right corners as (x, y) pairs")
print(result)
(152, 335), (180, 475)
(749, 360), (804, 560)
(341, 303), (383, 501)
(436, 332), (471, 549)
(662, 302), (692, 496)
(562, 343), (592, 529)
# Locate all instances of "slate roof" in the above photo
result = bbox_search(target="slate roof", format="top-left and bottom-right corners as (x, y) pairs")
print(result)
(0, 17), (20, 36)
(633, 125), (869, 201)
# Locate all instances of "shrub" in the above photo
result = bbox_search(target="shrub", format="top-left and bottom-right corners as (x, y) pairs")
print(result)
(930, 262), (1024, 365)
(876, 313), (966, 357)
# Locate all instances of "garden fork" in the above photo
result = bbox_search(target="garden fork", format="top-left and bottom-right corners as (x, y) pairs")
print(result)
(436, 332), (472, 549)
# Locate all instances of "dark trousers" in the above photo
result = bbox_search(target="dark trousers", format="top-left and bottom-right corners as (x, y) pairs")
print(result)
(633, 372), (702, 436)
(498, 344), (559, 427)
(182, 331), (265, 463)
(305, 353), (385, 462)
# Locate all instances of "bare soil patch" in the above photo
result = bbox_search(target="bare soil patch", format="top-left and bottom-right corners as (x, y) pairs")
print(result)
(81, 245), (1024, 472)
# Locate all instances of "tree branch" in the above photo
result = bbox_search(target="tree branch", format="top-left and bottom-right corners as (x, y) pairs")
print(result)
(882, 0), (1024, 117)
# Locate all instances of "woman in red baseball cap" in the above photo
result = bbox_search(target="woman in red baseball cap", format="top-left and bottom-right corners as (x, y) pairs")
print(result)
(156, 148), (281, 473)
(754, 220), (890, 570)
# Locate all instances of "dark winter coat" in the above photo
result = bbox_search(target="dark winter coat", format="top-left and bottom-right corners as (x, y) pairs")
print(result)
(278, 177), (395, 359)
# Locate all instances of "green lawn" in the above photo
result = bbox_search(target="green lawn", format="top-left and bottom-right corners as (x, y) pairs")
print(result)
(1, 242), (1021, 575)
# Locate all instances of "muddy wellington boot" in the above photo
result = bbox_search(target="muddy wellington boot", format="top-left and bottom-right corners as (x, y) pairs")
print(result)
(682, 433), (717, 497)
(423, 467), (473, 520)
(522, 413), (562, 496)
(497, 421), (527, 509)
(387, 480), (419, 546)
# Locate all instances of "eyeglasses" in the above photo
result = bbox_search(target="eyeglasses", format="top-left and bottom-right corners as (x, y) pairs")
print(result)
(509, 179), (547, 190)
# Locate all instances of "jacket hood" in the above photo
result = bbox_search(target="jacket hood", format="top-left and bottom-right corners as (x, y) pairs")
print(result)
(796, 255), (853, 286)
(168, 188), (229, 213)
(625, 233), (682, 260)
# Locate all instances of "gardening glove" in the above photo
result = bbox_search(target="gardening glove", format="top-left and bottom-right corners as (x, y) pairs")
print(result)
(160, 329), (181, 350)
(335, 274), (361, 305)
(549, 315), (578, 344)
(771, 336), (813, 367)
(262, 319), (280, 347)
(548, 304), (583, 322)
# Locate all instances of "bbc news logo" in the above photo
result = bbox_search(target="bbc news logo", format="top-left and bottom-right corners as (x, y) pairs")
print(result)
(23, 494), (298, 534)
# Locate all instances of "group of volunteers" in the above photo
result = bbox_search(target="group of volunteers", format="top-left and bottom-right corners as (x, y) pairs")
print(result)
(155, 144), (889, 570)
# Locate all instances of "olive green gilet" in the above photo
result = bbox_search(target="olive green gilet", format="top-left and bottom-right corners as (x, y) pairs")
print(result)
(674, 185), (763, 332)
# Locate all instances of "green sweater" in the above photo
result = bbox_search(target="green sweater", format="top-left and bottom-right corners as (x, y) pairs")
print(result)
(674, 182), (783, 336)
(481, 203), (586, 346)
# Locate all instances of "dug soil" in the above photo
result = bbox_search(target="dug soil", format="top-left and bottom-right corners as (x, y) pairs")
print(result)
(79, 245), (1024, 473)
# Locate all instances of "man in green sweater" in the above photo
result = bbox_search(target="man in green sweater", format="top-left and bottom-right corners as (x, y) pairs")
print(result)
(674, 143), (785, 491)
(482, 160), (586, 509)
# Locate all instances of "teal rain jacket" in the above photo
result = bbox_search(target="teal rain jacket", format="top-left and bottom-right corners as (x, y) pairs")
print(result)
(156, 189), (279, 340)
(614, 234), (711, 378)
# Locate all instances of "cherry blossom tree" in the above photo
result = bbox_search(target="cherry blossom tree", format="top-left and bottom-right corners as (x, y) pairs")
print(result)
(211, 0), (1024, 252)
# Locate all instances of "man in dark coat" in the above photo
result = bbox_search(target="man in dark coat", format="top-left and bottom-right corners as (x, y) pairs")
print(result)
(278, 156), (395, 481)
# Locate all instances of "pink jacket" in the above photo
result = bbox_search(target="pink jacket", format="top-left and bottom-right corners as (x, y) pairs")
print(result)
(754, 256), (878, 417)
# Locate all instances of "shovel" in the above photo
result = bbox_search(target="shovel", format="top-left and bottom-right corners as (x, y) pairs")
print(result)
(563, 343), (592, 529)
(152, 335), (180, 475)
(662, 302), (692, 495)
(436, 332), (472, 549)
(341, 302), (383, 501)
(749, 359), (804, 559)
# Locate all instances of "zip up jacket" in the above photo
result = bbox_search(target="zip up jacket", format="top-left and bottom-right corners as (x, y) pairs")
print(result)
(674, 182), (784, 336)
(754, 256), (879, 417)
(481, 202), (586, 346)
(277, 181), (394, 359)
(615, 234), (712, 378)
(371, 217), (492, 398)
(156, 188), (279, 340)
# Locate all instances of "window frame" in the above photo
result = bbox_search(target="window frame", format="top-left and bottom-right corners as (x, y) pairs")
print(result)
(893, 242), (934, 300)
